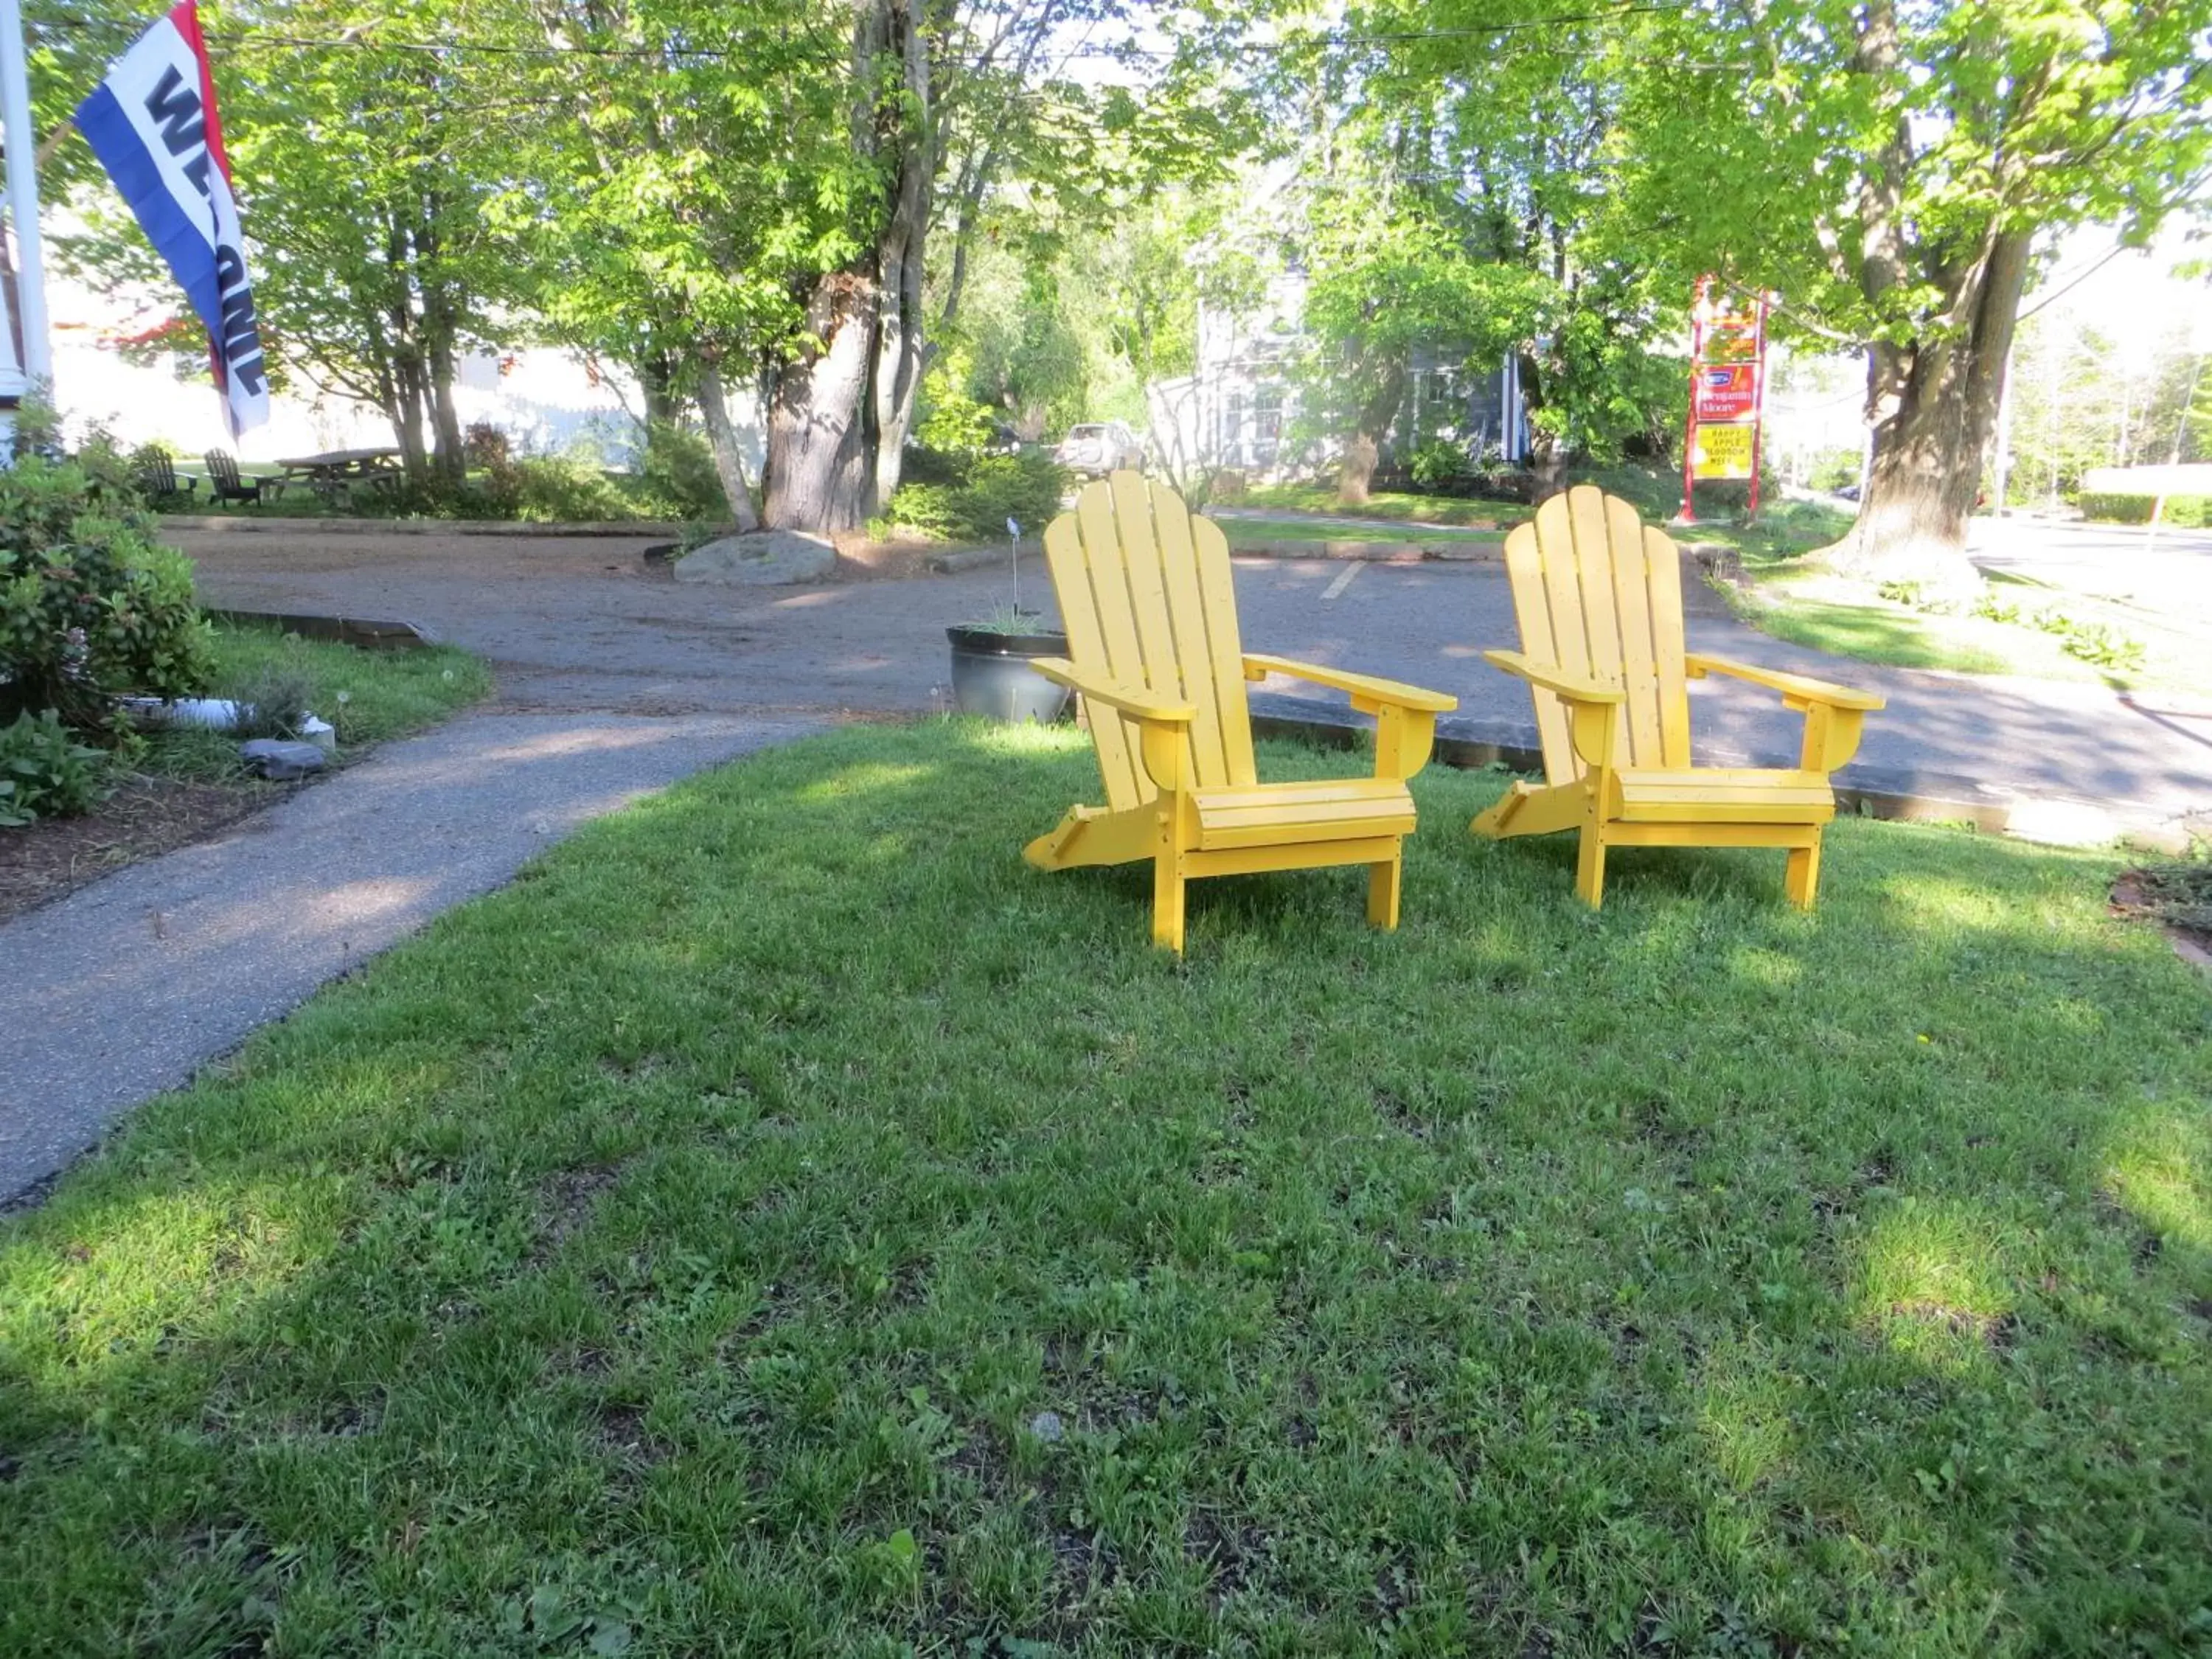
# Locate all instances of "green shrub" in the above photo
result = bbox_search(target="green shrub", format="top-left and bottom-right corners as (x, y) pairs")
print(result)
(229, 661), (317, 740)
(510, 456), (633, 524)
(0, 708), (111, 824)
(886, 453), (1067, 541)
(1407, 439), (1475, 490)
(2077, 493), (2210, 528)
(0, 445), (212, 729)
(636, 423), (728, 520)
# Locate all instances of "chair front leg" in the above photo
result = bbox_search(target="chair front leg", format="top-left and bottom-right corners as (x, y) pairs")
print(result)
(1152, 785), (1193, 952)
(1368, 704), (1436, 782)
(1797, 701), (1866, 774)
(1366, 855), (1402, 929)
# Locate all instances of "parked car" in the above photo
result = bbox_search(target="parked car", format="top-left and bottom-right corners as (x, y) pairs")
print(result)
(1054, 421), (1144, 476)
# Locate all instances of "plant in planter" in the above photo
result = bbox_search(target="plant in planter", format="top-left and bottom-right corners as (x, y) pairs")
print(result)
(945, 519), (1071, 723)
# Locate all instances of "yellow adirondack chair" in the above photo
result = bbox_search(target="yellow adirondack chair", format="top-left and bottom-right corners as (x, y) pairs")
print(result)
(1026, 470), (1458, 952)
(1472, 485), (1884, 908)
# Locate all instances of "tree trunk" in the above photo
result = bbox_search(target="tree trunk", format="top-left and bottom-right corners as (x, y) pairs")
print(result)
(761, 0), (933, 535)
(428, 331), (465, 487)
(390, 347), (431, 481)
(1338, 434), (1380, 505)
(698, 364), (763, 533)
(764, 274), (877, 532)
(639, 352), (684, 429)
(1338, 364), (1407, 506)
(1819, 229), (2033, 586)
(867, 0), (930, 512)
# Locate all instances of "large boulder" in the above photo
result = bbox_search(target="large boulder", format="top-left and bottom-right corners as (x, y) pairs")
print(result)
(672, 530), (837, 587)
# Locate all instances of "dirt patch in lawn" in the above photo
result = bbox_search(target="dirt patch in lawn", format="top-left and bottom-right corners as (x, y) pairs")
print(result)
(0, 774), (277, 925)
(2112, 865), (2212, 975)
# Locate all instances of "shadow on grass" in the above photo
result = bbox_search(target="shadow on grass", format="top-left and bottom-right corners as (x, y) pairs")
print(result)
(3, 719), (2208, 1655)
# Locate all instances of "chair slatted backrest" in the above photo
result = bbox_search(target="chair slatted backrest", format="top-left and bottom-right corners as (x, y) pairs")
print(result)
(204, 450), (242, 492)
(140, 453), (178, 495)
(1501, 484), (1692, 781)
(1043, 471), (1258, 811)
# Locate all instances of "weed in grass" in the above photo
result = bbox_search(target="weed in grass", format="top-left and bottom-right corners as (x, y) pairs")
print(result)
(2, 722), (2211, 1655)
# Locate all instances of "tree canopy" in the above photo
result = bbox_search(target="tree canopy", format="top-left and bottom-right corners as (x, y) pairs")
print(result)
(26, 0), (2212, 554)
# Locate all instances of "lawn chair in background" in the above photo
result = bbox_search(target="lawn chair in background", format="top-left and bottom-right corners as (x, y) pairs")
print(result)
(204, 449), (278, 507)
(1472, 485), (1883, 908)
(134, 451), (195, 504)
(1026, 470), (1458, 952)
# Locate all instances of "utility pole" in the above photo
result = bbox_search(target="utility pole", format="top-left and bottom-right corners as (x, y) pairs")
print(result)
(0, 0), (53, 446)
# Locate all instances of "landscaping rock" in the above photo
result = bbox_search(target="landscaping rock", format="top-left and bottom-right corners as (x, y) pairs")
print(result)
(1029, 1411), (1065, 1444)
(673, 530), (836, 586)
(238, 739), (327, 781)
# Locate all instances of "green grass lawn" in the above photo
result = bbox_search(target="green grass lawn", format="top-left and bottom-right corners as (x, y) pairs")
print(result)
(1723, 572), (2212, 698)
(1721, 585), (2017, 677)
(142, 621), (493, 783)
(1237, 484), (1508, 528)
(1235, 470), (1855, 571)
(1213, 518), (1504, 551)
(4, 722), (2209, 1656)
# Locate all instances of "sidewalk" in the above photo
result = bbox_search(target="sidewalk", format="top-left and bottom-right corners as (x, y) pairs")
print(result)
(0, 712), (815, 1206)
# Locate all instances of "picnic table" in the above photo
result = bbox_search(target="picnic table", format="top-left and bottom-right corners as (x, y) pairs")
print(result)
(276, 447), (406, 502)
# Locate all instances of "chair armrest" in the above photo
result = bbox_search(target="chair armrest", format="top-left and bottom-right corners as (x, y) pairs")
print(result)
(1685, 654), (1885, 712)
(1483, 650), (1624, 706)
(1242, 653), (1458, 714)
(1029, 658), (1195, 724)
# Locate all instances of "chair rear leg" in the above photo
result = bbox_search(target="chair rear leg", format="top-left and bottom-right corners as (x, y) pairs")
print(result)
(1784, 839), (1822, 909)
(1366, 854), (1402, 930)
(1575, 827), (1607, 908)
(1152, 854), (1188, 953)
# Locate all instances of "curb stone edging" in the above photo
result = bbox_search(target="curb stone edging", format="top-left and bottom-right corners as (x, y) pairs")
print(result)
(1245, 691), (2197, 850)
(210, 608), (437, 650)
(165, 515), (702, 538)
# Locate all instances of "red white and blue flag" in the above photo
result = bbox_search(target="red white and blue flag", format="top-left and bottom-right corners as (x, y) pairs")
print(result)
(74, 2), (268, 436)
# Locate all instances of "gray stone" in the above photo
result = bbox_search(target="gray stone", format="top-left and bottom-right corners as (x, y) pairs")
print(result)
(1029, 1411), (1065, 1444)
(673, 530), (837, 587)
(238, 738), (328, 780)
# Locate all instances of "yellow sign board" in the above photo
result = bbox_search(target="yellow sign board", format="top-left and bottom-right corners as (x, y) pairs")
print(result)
(1691, 422), (1755, 480)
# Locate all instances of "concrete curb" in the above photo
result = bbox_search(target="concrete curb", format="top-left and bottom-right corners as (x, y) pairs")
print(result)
(1245, 690), (2199, 851)
(209, 608), (438, 650)
(165, 515), (697, 538)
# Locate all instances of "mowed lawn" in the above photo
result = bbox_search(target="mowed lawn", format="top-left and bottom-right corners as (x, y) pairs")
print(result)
(3, 723), (2209, 1657)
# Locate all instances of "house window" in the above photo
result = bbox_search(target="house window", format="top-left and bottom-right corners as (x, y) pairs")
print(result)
(1253, 386), (1283, 443)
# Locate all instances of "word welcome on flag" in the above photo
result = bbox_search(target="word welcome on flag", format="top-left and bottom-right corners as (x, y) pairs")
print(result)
(75, 1), (267, 437)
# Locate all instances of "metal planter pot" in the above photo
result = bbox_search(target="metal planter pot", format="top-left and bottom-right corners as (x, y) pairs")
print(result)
(945, 625), (1072, 724)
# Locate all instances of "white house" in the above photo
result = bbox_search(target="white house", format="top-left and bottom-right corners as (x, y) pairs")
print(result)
(1146, 265), (1531, 483)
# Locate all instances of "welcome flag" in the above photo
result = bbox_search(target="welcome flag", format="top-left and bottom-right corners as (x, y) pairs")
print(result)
(75, 2), (268, 436)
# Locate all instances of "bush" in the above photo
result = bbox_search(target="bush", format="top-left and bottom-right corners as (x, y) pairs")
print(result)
(886, 453), (1068, 542)
(636, 423), (727, 521)
(0, 445), (211, 730)
(0, 708), (111, 824)
(2077, 493), (2209, 528)
(229, 661), (318, 739)
(509, 456), (633, 524)
(1407, 439), (1477, 490)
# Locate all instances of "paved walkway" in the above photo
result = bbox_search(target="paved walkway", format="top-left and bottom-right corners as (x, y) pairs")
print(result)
(5, 521), (2208, 1205)
(183, 526), (2212, 818)
(0, 712), (813, 1205)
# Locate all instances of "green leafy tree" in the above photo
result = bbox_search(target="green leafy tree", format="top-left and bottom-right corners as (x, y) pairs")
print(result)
(38, 0), (527, 487)
(1604, 0), (2212, 578)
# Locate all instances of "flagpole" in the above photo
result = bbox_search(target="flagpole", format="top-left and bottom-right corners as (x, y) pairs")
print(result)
(0, 0), (53, 397)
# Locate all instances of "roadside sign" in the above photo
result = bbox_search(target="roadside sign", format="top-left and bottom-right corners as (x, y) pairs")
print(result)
(1691, 423), (1755, 479)
(1694, 364), (1756, 423)
(1680, 279), (1771, 519)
